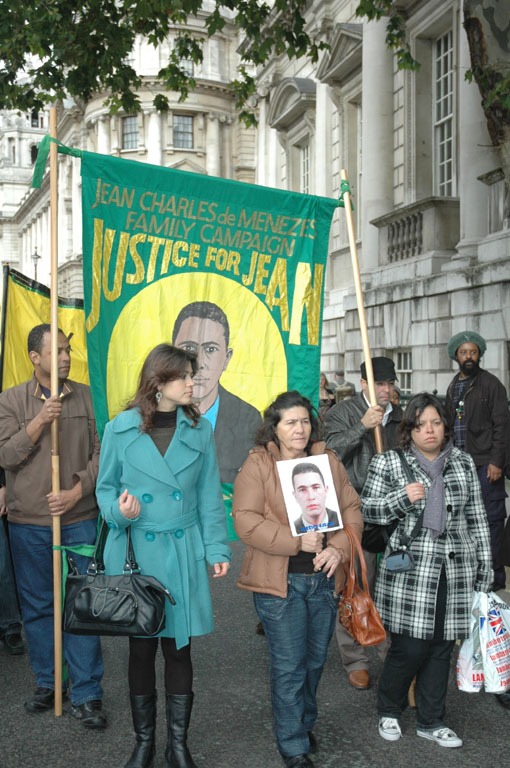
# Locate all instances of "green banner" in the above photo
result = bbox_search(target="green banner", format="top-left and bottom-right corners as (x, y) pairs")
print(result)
(81, 152), (336, 534)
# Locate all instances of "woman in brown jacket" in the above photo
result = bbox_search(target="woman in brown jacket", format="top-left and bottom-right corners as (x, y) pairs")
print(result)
(233, 391), (362, 768)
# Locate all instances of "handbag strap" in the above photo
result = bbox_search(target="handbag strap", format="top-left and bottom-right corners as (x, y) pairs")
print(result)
(395, 448), (424, 548)
(86, 519), (141, 575)
(86, 518), (109, 575)
(342, 524), (370, 599)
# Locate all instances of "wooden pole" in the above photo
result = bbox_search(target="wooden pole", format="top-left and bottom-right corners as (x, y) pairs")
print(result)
(50, 107), (63, 716)
(340, 169), (383, 453)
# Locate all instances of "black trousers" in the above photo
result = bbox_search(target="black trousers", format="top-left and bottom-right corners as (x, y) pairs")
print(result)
(377, 568), (455, 729)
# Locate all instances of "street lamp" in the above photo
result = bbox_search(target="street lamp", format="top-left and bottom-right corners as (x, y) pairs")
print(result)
(31, 247), (41, 282)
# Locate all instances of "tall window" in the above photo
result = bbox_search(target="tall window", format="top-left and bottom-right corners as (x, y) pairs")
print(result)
(31, 110), (39, 127)
(300, 144), (310, 194)
(173, 115), (193, 149)
(30, 145), (38, 165)
(122, 116), (139, 149)
(330, 106), (341, 251)
(434, 31), (454, 196)
(395, 350), (412, 395)
(180, 59), (194, 76)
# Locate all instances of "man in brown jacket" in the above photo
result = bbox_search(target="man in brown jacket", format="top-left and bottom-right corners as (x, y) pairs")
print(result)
(0, 324), (106, 727)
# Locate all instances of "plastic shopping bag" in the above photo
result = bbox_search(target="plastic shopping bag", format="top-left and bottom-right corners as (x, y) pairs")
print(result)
(456, 592), (484, 692)
(478, 591), (510, 693)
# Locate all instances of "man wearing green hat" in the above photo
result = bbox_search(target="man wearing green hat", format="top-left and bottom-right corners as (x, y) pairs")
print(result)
(445, 331), (509, 596)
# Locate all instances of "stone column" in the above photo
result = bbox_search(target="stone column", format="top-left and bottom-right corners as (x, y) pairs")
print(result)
(455, 17), (499, 260)
(146, 110), (162, 165)
(256, 97), (267, 186)
(315, 82), (329, 196)
(360, 19), (394, 269)
(206, 115), (220, 176)
(72, 156), (82, 256)
(97, 115), (110, 155)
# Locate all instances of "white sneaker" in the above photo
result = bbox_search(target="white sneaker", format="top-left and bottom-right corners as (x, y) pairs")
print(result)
(417, 726), (463, 748)
(378, 717), (402, 741)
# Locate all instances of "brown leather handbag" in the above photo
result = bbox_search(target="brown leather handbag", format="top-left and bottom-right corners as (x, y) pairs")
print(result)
(338, 524), (386, 646)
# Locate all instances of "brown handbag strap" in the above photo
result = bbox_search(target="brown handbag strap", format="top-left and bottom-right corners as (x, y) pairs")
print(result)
(342, 524), (370, 597)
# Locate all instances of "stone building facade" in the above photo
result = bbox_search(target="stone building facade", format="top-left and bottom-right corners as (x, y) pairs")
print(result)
(0, 0), (508, 396)
(253, 0), (509, 395)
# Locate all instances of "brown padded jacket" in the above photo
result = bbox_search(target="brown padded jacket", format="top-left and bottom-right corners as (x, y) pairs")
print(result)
(233, 441), (363, 597)
(0, 374), (100, 526)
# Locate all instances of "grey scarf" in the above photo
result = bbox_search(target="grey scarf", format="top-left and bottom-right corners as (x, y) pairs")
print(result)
(409, 441), (453, 539)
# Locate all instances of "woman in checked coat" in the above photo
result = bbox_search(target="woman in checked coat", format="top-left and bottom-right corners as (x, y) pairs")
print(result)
(96, 344), (231, 768)
(361, 393), (492, 749)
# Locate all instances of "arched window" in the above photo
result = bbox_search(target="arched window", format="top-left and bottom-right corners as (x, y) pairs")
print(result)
(31, 110), (39, 127)
(31, 145), (38, 165)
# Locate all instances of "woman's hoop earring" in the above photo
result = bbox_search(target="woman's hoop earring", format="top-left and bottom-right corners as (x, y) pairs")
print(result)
(155, 391), (162, 403)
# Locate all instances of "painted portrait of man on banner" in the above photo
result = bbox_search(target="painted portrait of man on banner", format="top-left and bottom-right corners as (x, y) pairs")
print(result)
(172, 300), (261, 483)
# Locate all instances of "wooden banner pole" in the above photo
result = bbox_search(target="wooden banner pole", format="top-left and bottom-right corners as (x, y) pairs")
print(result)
(340, 169), (383, 453)
(49, 106), (63, 716)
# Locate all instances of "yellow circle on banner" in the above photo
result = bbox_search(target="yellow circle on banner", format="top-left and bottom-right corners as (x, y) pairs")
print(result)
(106, 273), (287, 418)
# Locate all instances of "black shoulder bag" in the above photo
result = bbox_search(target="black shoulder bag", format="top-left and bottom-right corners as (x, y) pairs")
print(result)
(63, 520), (176, 637)
(362, 448), (418, 554)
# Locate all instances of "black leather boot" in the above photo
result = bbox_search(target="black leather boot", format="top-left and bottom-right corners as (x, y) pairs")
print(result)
(124, 694), (157, 768)
(165, 693), (197, 768)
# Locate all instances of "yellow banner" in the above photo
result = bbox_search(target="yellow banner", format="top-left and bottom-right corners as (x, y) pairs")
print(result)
(0, 268), (88, 391)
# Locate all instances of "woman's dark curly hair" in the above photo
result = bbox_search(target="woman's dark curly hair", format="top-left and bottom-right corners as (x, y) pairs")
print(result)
(398, 392), (451, 450)
(126, 344), (200, 432)
(255, 390), (321, 452)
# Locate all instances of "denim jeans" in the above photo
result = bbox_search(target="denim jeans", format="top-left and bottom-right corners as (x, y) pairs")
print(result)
(254, 572), (338, 758)
(0, 518), (22, 636)
(9, 519), (104, 705)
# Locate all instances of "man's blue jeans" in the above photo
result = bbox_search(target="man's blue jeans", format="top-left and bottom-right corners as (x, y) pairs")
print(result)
(0, 518), (22, 636)
(254, 572), (338, 758)
(9, 519), (104, 705)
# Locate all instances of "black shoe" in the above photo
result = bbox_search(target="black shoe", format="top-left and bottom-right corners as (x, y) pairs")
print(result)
(283, 756), (315, 768)
(307, 732), (317, 754)
(71, 699), (107, 729)
(2, 632), (25, 655)
(495, 692), (510, 710)
(25, 688), (55, 712)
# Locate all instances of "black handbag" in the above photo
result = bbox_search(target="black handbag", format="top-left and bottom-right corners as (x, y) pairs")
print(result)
(362, 449), (414, 553)
(63, 520), (175, 637)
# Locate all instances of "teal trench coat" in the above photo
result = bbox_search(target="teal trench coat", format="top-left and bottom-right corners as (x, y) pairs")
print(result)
(96, 407), (232, 649)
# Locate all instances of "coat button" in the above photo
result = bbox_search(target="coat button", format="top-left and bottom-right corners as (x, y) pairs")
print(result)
(172, 491), (183, 501)
(174, 529), (184, 539)
(107, 521), (117, 530)
(142, 493), (153, 503)
(449, 551), (455, 559)
(446, 504), (452, 512)
(145, 532), (155, 542)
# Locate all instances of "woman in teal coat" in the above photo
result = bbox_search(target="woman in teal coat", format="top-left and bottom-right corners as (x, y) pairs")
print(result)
(96, 344), (231, 768)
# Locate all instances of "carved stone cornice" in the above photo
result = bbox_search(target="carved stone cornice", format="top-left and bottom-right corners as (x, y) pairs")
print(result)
(316, 23), (362, 86)
(267, 78), (316, 131)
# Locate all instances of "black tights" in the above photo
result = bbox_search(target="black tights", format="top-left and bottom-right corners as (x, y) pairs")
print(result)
(128, 636), (193, 696)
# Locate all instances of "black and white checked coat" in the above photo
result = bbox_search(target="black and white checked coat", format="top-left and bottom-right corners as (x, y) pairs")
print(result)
(361, 447), (493, 640)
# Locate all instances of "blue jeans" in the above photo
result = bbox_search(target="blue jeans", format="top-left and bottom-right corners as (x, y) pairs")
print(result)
(254, 572), (338, 758)
(9, 519), (104, 705)
(0, 518), (22, 636)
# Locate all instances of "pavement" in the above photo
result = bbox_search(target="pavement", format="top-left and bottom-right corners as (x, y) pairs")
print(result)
(1, 542), (509, 768)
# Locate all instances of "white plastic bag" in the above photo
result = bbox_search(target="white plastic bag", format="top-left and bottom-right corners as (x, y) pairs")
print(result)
(457, 592), (484, 692)
(478, 591), (510, 693)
